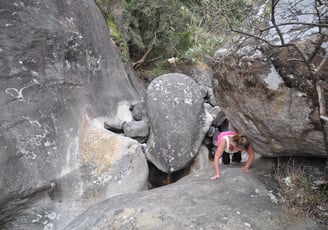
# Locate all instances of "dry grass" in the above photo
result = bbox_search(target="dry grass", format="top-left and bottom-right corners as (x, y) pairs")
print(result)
(274, 157), (328, 226)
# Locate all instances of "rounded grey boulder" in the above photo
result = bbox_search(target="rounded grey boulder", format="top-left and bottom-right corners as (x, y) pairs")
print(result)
(145, 73), (211, 173)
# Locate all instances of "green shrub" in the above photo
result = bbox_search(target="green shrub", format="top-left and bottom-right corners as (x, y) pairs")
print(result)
(144, 60), (169, 81)
(96, 0), (253, 80)
(95, 0), (129, 62)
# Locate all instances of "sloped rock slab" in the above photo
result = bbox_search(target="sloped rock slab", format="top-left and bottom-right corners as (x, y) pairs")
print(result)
(65, 166), (320, 230)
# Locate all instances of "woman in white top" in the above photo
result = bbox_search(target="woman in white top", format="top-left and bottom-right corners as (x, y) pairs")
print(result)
(211, 131), (255, 180)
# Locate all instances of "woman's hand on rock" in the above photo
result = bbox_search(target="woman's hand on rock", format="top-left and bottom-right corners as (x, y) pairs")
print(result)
(211, 174), (221, 180)
(242, 166), (250, 174)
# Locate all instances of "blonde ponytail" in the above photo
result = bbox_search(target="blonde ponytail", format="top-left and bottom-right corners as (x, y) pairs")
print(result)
(232, 133), (249, 150)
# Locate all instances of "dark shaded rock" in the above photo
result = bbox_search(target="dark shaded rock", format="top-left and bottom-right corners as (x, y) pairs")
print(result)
(147, 161), (190, 188)
(193, 65), (217, 106)
(123, 120), (149, 139)
(130, 101), (145, 121)
(104, 117), (126, 133)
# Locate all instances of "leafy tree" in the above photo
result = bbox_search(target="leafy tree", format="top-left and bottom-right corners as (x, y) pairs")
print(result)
(96, 0), (253, 80)
(124, 0), (194, 68)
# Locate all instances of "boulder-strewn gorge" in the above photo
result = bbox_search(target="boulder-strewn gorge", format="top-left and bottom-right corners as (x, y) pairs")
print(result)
(0, 0), (327, 229)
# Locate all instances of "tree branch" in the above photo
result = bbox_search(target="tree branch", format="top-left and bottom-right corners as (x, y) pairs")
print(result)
(132, 8), (161, 70)
(259, 22), (328, 33)
(271, 0), (285, 45)
(133, 43), (155, 69)
(308, 1), (325, 63)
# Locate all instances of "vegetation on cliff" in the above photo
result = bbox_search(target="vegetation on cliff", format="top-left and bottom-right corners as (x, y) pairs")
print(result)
(95, 0), (252, 82)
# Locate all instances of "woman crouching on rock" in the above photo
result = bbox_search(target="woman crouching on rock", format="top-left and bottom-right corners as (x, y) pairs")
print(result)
(211, 131), (255, 180)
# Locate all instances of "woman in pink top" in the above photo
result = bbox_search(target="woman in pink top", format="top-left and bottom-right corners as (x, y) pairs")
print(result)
(211, 131), (255, 180)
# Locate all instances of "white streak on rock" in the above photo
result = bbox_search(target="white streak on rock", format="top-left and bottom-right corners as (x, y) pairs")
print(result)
(5, 86), (28, 101)
(264, 66), (283, 90)
(5, 79), (40, 102)
(23, 116), (42, 127)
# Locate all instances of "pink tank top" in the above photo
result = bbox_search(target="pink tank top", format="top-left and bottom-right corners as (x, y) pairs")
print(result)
(217, 131), (236, 143)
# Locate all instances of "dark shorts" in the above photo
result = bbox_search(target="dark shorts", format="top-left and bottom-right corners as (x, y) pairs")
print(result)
(222, 151), (241, 164)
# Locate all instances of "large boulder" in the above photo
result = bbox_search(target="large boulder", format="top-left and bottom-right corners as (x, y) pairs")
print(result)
(212, 0), (328, 157)
(0, 0), (145, 228)
(145, 73), (212, 173)
(64, 162), (321, 230)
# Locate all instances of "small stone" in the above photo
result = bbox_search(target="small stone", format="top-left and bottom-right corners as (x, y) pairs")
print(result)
(244, 222), (251, 228)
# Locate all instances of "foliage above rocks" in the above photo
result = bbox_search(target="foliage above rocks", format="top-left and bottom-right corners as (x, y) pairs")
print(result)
(96, 0), (252, 82)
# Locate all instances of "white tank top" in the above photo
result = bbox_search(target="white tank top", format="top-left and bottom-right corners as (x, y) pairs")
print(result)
(223, 135), (235, 153)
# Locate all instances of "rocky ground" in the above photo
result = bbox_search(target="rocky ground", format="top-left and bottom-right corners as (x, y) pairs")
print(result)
(64, 150), (326, 230)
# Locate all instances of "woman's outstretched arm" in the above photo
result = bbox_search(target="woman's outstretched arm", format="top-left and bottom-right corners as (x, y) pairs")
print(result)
(211, 139), (226, 180)
(242, 145), (255, 174)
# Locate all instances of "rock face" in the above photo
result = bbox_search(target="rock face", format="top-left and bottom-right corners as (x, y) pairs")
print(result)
(0, 0), (145, 228)
(79, 116), (148, 198)
(64, 160), (321, 230)
(212, 0), (328, 157)
(145, 73), (212, 173)
(193, 65), (217, 106)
